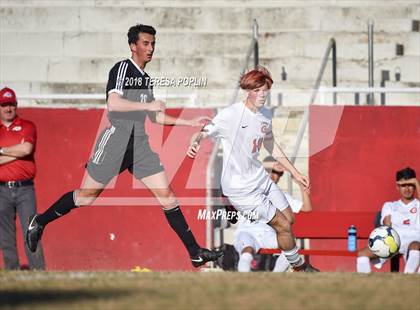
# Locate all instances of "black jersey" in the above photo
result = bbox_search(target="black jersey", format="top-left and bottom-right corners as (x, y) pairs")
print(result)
(106, 58), (156, 128)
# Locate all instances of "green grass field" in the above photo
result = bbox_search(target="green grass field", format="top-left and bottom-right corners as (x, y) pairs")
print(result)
(0, 271), (419, 309)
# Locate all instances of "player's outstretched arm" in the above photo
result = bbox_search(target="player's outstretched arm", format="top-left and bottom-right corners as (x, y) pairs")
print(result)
(155, 112), (211, 126)
(107, 93), (165, 112)
(186, 131), (209, 158)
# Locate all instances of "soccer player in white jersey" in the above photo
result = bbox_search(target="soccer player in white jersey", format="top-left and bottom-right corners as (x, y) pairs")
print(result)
(357, 167), (420, 273)
(187, 66), (318, 272)
(234, 156), (313, 272)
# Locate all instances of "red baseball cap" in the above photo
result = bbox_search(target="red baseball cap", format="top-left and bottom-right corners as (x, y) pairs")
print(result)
(0, 87), (17, 106)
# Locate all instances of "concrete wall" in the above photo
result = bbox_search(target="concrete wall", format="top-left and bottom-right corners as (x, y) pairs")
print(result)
(1, 0), (419, 106)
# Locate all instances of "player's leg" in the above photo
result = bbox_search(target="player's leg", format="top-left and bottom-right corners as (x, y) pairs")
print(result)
(26, 124), (128, 253)
(36, 173), (104, 226)
(16, 185), (45, 270)
(259, 228), (290, 272)
(403, 241), (420, 274)
(268, 210), (301, 263)
(356, 247), (378, 273)
(26, 172), (105, 252)
(234, 231), (257, 272)
(34, 122), (130, 227)
(0, 186), (19, 269)
(273, 253), (290, 272)
(140, 171), (222, 267)
(266, 183), (295, 225)
(238, 247), (255, 272)
(264, 183), (317, 271)
(268, 208), (318, 272)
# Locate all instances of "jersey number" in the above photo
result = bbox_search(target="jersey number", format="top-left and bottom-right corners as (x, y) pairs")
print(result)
(139, 94), (147, 103)
(252, 138), (263, 153)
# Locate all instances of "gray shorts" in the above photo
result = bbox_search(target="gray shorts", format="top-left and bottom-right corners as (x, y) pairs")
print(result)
(86, 124), (164, 185)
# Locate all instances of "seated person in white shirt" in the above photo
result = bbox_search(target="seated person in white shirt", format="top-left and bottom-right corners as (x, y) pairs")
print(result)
(233, 156), (313, 272)
(357, 167), (420, 274)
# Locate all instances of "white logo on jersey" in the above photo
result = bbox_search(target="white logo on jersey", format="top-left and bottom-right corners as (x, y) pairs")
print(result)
(12, 126), (22, 131)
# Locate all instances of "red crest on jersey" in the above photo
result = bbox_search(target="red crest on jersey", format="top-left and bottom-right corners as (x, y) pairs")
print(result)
(409, 207), (417, 214)
(403, 219), (410, 225)
(261, 122), (269, 133)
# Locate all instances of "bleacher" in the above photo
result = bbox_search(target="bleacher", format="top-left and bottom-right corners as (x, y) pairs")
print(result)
(0, 0), (419, 271)
(1, 0), (419, 102)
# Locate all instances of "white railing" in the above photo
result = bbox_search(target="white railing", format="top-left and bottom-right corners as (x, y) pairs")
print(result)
(318, 87), (420, 105)
(16, 93), (198, 108)
(319, 87), (420, 94)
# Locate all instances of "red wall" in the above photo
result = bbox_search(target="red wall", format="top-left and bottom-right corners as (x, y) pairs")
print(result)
(3, 106), (419, 272)
(3, 108), (214, 271)
(308, 106), (420, 271)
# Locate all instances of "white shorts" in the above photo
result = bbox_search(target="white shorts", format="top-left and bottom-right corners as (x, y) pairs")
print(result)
(227, 177), (289, 224)
(234, 228), (278, 254)
(399, 234), (420, 258)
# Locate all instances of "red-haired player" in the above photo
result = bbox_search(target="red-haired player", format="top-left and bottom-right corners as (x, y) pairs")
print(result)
(187, 66), (319, 272)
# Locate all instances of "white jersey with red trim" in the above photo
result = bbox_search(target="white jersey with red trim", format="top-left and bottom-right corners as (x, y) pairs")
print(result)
(204, 102), (273, 196)
(380, 198), (420, 240)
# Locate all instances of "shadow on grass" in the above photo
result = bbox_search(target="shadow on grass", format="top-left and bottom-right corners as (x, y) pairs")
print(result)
(0, 288), (135, 307)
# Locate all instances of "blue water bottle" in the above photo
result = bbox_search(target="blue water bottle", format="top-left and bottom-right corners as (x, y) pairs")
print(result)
(347, 225), (357, 252)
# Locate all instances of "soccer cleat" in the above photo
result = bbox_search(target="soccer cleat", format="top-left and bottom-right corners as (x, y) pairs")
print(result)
(191, 248), (224, 268)
(26, 214), (44, 253)
(294, 263), (320, 272)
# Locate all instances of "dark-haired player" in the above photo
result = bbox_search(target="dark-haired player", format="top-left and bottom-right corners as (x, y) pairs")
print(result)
(187, 66), (318, 272)
(26, 24), (222, 267)
(357, 167), (419, 273)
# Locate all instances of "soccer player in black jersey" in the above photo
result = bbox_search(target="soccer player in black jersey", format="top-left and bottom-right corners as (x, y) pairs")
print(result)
(26, 24), (222, 267)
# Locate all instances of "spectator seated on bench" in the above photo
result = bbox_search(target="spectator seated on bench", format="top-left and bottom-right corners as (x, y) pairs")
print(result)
(357, 167), (420, 274)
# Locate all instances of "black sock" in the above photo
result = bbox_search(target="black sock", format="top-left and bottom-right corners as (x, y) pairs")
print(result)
(36, 191), (77, 226)
(164, 206), (200, 257)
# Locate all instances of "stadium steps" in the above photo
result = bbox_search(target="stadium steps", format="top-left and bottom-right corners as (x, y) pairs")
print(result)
(1, 1), (419, 100)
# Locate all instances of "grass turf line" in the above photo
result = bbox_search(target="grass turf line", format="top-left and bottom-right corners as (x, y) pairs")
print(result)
(0, 272), (418, 309)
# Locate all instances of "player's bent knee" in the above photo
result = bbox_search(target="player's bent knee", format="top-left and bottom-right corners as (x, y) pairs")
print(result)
(242, 246), (255, 255)
(160, 197), (180, 210)
(74, 189), (101, 206)
(269, 214), (291, 234)
(279, 220), (292, 233)
(281, 207), (295, 225)
(408, 241), (420, 251)
(152, 189), (179, 209)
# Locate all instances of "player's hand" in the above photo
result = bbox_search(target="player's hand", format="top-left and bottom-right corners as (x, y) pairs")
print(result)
(292, 175), (311, 194)
(301, 184), (311, 194)
(148, 100), (166, 112)
(188, 116), (212, 127)
(397, 178), (419, 189)
(187, 142), (200, 158)
(293, 173), (310, 190)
